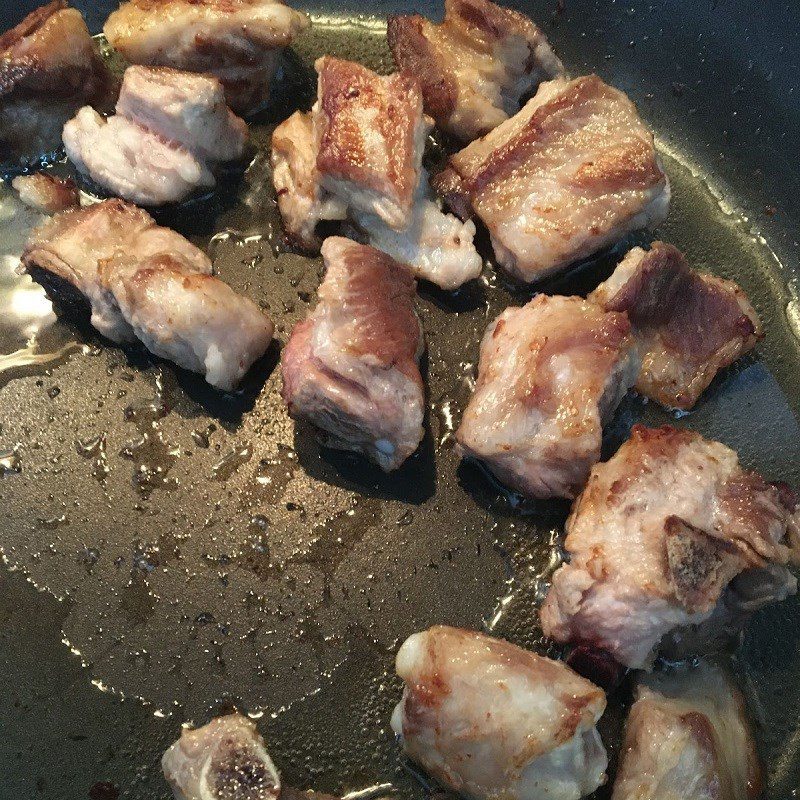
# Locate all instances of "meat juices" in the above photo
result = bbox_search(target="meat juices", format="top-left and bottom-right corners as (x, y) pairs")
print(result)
(541, 425), (800, 670)
(590, 241), (763, 410)
(11, 173), (79, 214)
(388, 0), (563, 141)
(392, 626), (608, 800)
(456, 294), (639, 499)
(64, 66), (248, 206)
(0, 1), (111, 158)
(613, 662), (761, 800)
(162, 713), (281, 800)
(271, 58), (482, 290)
(21, 200), (273, 390)
(103, 0), (310, 112)
(434, 75), (670, 283)
(281, 237), (424, 471)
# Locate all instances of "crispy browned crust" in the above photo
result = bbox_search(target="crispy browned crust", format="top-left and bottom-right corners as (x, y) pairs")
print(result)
(387, 15), (457, 124)
(0, 0), (67, 52)
(598, 242), (763, 409)
(446, 0), (538, 47)
(315, 56), (423, 215)
(431, 165), (474, 219)
(12, 173), (79, 213)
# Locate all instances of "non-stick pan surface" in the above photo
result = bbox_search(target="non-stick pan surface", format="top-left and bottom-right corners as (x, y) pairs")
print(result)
(1, 1), (799, 798)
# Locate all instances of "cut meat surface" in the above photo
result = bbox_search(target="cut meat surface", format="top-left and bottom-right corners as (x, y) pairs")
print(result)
(116, 66), (249, 162)
(541, 425), (800, 669)
(103, 0), (310, 112)
(613, 661), (761, 800)
(63, 107), (215, 206)
(63, 65), (248, 206)
(388, 0), (563, 141)
(392, 626), (608, 800)
(21, 199), (272, 389)
(101, 255), (274, 391)
(270, 111), (347, 250)
(590, 242), (763, 410)
(162, 713), (281, 800)
(314, 56), (429, 231)
(456, 294), (639, 499)
(12, 173), (79, 213)
(433, 75), (670, 283)
(21, 199), (211, 343)
(281, 237), (424, 471)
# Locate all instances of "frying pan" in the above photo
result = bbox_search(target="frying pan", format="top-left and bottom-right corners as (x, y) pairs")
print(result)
(1, 1), (799, 798)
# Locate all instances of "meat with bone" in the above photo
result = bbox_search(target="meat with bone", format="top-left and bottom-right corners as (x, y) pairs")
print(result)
(63, 66), (248, 206)
(21, 199), (212, 343)
(270, 111), (347, 250)
(0, 2), (111, 159)
(103, 0), (310, 113)
(271, 60), (482, 289)
(612, 661), (761, 800)
(388, 0), (563, 141)
(12, 173), (79, 214)
(433, 75), (670, 283)
(589, 241), (763, 410)
(162, 713), (281, 800)
(281, 237), (424, 471)
(391, 625), (608, 800)
(455, 294), (639, 499)
(541, 425), (800, 670)
(21, 200), (272, 389)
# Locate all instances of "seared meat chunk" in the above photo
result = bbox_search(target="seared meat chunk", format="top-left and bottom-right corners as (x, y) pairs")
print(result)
(541, 425), (799, 670)
(590, 242), (763, 410)
(433, 75), (670, 283)
(271, 59), (483, 289)
(0, 2), (110, 159)
(392, 626), (608, 800)
(162, 713), (281, 800)
(63, 107), (215, 206)
(21, 199), (211, 343)
(314, 56), (429, 231)
(104, 0), (310, 112)
(270, 111), (347, 250)
(388, 0), (563, 141)
(613, 661), (761, 800)
(116, 66), (249, 162)
(456, 295), (639, 499)
(12, 173), (79, 213)
(100, 255), (273, 391)
(21, 199), (272, 388)
(63, 66), (247, 206)
(282, 237), (424, 471)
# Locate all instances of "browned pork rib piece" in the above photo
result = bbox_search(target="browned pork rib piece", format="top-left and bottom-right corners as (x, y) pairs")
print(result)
(590, 242), (763, 410)
(313, 56), (429, 231)
(271, 73), (482, 289)
(455, 294), (639, 499)
(63, 66), (248, 206)
(433, 75), (670, 283)
(281, 237), (424, 471)
(162, 713), (281, 800)
(392, 626), (608, 800)
(21, 200), (272, 389)
(388, 0), (563, 141)
(103, 0), (310, 112)
(541, 425), (800, 670)
(613, 662), (761, 800)
(11, 173), (79, 214)
(270, 110), (347, 250)
(0, 2), (111, 158)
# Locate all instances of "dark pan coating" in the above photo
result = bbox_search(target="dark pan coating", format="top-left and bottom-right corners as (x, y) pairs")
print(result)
(0, 2), (799, 800)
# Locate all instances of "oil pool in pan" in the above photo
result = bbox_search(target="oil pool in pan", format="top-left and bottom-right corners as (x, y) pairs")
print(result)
(1, 9), (800, 800)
